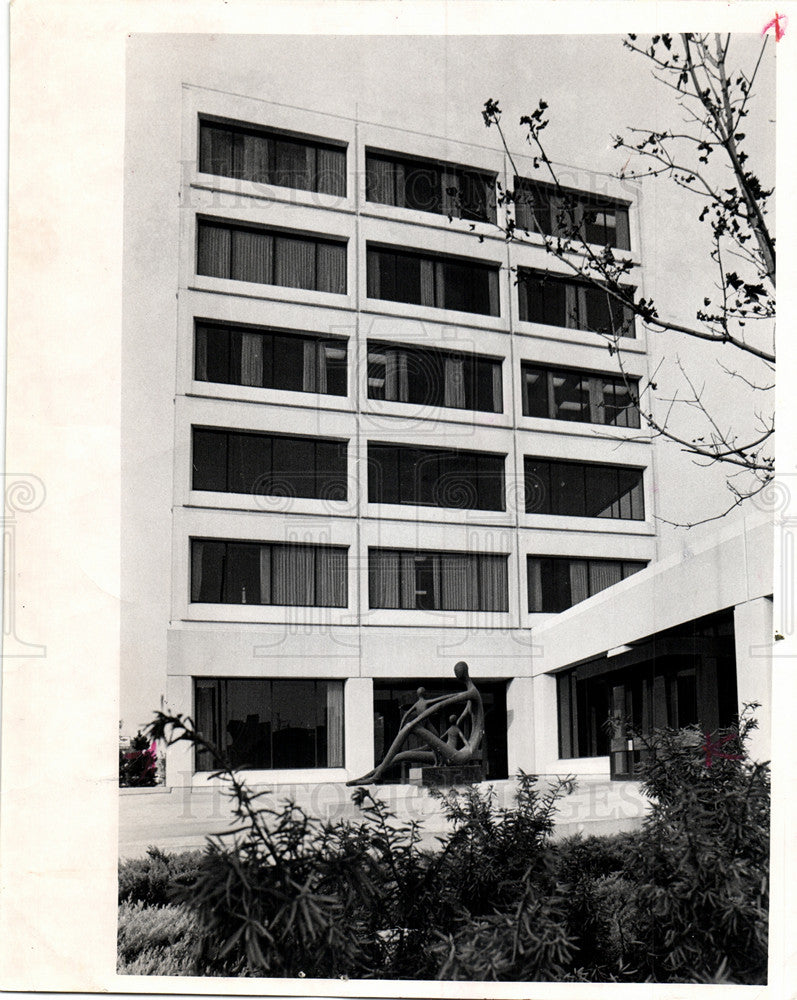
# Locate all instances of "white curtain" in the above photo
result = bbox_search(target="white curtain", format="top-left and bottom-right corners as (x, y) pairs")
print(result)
(420, 259), (436, 307)
(232, 229), (272, 284)
(441, 554), (478, 611)
(369, 549), (400, 608)
(442, 169), (458, 216)
(241, 333), (264, 387)
(190, 542), (204, 602)
(527, 558), (543, 612)
(569, 560), (590, 605)
(590, 560), (623, 597)
(443, 357), (466, 408)
(491, 362), (503, 412)
(274, 236), (316, 290)
(317, 147), (346, 197)
(368, 157), (396, 205)
(478, 555), (508, 612)
(317, 242), (346, 294)
(326, 683), (344, 766)
(272, 544), (315, 605)
(384, 349), (409, 402)
(302, 340), (318, 392)
(197, 223), (231, 278)
(400, 553), (417, 609)
(564, 283), (580, 329)
(316, 547), (347, 607)
(242, 133), (271, 184)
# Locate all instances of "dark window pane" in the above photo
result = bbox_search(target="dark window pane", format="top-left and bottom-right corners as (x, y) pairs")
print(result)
(552, 370), (590, 422)
(227, 433), (272, 497)
(584, 465), (622, 519)
(393, 252), (422, 304)
(525, 459), (551, 514)
(519, 271), (566, 325)
(197, 223), (231, 278)
(272, 436), (316, 498)
(476, 454), (505, 511)
(192, 429), (228, 492)
(272, 680), (317, 768)
(195, 324), (231, 384)
(315, 440), (348, 501)
(271, 334), (305, 392)
(191, 540), (225, 602)
(522, 366), (549, 418)
(550, 462), (586, 516)
(321, 340), (348, 397)
(368, 445), (400, 504)
(403, 163), (442, 214)
(617, 467), (645, 520)
(223, 543), (262, 604)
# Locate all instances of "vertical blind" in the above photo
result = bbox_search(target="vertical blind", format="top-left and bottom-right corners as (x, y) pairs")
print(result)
(367, 245), (500, 317)
(517, 269), (635, 338)
(521, 364), (640, 428)
(192, 428), (348, 501)
(197, 220), (347, 294)
(528, 556), (645, 613)
(191, 539), (348, 607)
(524, 457), (645, 520)
(367, 342), (502, 413)
(199, 119), (347, 196)
(195, 322), (347, 397)
(369, 548), (509, 612)
(193, 678), (345, 772)
(365, 151), (496, 223)
(513, 177), (630, 251)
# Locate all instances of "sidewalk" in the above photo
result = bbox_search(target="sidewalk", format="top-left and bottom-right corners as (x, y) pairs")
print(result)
(119, 776), (650, 858)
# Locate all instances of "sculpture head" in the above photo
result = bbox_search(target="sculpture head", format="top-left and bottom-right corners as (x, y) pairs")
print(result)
(416, 686), (427, 699)
(454, 661), (469, 681)
(449, 714), (457, 724)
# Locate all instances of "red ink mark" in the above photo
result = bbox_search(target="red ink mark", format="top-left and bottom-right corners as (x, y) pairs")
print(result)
(762, 12), (787, 40)
(703, 732), (742, 768)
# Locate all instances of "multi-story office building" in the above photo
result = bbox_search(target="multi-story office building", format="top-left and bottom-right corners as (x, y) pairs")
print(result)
(129, 84), (667, 789)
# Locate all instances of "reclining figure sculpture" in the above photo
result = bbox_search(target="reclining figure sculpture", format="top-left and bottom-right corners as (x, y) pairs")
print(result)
(347, 660), (484, 785)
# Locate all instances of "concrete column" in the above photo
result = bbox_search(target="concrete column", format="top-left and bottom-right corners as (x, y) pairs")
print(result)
(165, 674), (194, 788)
(734, 596), (772, 763)
(344, 677), (374, 780)
(529, 671), (560, 774)
(506, 676), (535, 775)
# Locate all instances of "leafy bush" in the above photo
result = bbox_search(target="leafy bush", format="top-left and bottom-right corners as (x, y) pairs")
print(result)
(117, 901), (200, 975)
(119, 731), (158, 787)
(119, 846), (203, 906)
(614, 707), (769, 984)
(126, 707), (768, 983)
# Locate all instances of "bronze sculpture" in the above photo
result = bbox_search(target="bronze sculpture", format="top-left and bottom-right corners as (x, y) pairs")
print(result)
(347, 661), (485, 785)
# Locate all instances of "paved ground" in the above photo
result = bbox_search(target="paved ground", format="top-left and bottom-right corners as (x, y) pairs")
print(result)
(119, 775), (649, 858)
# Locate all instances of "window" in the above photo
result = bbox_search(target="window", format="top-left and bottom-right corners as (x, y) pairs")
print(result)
(194, 678), (344, 771)
(525, 457), (645, 520)
(195, 321), (347, 396)
(528, 556), (645, 613)
(367, 244), (500, 316)
(517, 269), (635, 338)
(192, 428), (347, 501)
(199, 118), (346, 196)
(513, 177), (630, 251)
(367, 342), (502, 413)
(369, 548), (508, 612)
(197, 219), (347, 294)
(521, 363), (640, 428)
(366, 150), (496, 223)
(191, 539), (348, 607)
(368, 443), (505, 511)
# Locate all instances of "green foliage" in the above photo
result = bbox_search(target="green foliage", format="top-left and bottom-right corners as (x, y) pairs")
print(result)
(124, 708), (768, 983)
(117, 901), (200, 975)
(615, 707), (769, 984)
(119, 846), (203, 906)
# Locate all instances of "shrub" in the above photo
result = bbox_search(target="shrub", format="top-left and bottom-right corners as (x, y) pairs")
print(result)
(117, 901), (200, 975)
(119, 847), (203, 906)
(616, 706), (769, 984)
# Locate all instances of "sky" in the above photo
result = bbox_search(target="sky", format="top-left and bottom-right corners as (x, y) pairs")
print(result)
(130, 31), (776, 547)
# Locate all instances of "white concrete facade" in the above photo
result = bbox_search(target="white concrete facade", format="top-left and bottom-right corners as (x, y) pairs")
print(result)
(126, 83), (668, 789)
